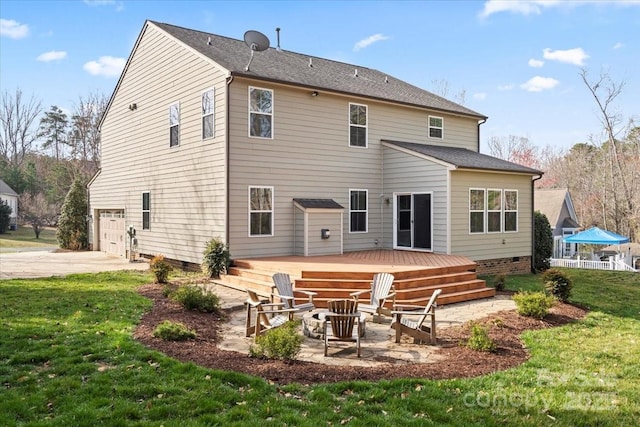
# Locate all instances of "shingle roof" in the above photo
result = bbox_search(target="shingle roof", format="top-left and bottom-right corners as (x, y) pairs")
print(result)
(151, 21), (486, 119)
(383, 140), (543, 175)
(0, 179), (18, 196)
(293, 199), (344, 209)
(534, 188), (572, 228)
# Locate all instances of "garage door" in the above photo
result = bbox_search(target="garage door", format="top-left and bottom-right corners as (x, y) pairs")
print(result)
(99, 211), (125, 257)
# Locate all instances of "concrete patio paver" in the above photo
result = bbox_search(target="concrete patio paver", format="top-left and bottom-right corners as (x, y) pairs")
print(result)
(206, 283), (516, 367)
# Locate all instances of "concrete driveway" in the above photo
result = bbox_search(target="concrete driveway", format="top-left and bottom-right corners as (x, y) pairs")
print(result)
(0, 251), (149, 279)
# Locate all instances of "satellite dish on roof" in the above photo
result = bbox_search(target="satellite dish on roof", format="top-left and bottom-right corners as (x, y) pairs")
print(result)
(243, 30), (270, 71)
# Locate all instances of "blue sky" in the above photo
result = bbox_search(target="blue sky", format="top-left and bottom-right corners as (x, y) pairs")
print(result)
(1, 0), (639, 153)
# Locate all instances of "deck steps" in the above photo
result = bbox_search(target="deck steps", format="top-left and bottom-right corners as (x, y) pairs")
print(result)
(219, 262), (496, 309)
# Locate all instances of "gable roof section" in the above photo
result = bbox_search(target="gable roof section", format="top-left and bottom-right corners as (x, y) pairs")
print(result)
(382, 140), (542, 175)
(151, 21), (486, 119)
(0, 179), (18, 196)
(534, 188), (579, 228)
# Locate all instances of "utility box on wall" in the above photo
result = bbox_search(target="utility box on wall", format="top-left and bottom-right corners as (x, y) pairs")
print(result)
(321, 229), (330, 239)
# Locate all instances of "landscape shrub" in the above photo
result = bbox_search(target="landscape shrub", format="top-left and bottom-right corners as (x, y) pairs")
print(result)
(56, 177), (88, 250)
(0, 202), (11, 233)
(492, 273), (507, 291)
(543, 268), (573, 302)
(153, 320), (196, 341)
(466, 322), (496, 352)
(150, 254), (172, 284)
(249, 321), (303, 361)
(513, 291), (555, 319)
(171, 285), (220, 313)
(202, 237), (231, 279)
(534, 211), (553, 272)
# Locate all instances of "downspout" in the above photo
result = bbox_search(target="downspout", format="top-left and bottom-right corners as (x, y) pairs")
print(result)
(477, 118), (487, 152)
(531, 174), (544, 273)
(225, 75), (234, 246)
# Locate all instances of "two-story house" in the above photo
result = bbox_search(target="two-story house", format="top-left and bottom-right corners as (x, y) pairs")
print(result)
(88, 21), (542, 275)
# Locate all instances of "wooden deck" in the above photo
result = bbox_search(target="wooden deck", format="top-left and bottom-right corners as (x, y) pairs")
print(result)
(217, 250), (495, 307)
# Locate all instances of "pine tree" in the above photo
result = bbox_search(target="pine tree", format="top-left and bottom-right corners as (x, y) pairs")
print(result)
(56, 177), (88, 250)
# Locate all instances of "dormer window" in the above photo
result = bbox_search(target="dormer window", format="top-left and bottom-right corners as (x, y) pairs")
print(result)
(428, 116), (443, 139)
(249, 87), (273, 138)
(349, 103), (367, 147)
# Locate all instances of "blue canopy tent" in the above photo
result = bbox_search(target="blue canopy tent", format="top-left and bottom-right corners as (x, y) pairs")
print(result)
(563, 226), (630, 245)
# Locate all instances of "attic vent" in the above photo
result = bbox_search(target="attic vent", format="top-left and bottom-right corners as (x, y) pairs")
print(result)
(354, 68), (358, 77)
(207, 36), (211, 46)
(309, 57), (313, 67)
(385, 76), (388, 83)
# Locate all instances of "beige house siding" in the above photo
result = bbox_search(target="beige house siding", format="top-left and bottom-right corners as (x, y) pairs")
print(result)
(89, 23), (228, 263)
(450, 170), (533, 261)
(227, 78), (481, 258)
(382, 146), (450, 252)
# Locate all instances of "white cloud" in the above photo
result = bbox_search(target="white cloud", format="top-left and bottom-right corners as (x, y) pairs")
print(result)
(84, 0), (124, 11)
(479, 0), (640, 19)
(613, 42), (624, 49)
(0, 19), (30, 39)
(83, 56), (126, 77)
(528, 58), (544, 68)
(37, 50), (67, 62)
(498, 84), (515, 91)
(543, 47), (589, 66)
(473, 93), (487, 100)
(520, 76), (559, 92)
(353, 34), (390, 51)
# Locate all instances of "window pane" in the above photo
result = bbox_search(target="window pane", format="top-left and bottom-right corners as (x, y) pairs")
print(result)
(203, 115), (214, 139)
(142, 193), (150, 210)
(399, 211), (411, 230)
(488, 212), (501, 232)
(202, 90), (214, 115)
(250, 212), (272, 235)
(505, 212), (517, 231)
(429, 128), (443, 138)
(351, 212), (366, 232)
(488, 190), (501, 210)
(250, 88), (272, 113)
(350, 104), (366, 125)
(170, 104), (179, 126)
(250, 113), (272, 138)
(250, 187), (272, 210)
(429, 117), (442, 127)
(350, 191), (366, 210)
(170, 125), (179, 147)
(470, 212), (484, 233)
(505, 191), (517, 210)
(399, 195), (411, 210)
(470, 190), (484, 210)
(350, 126), (366, 147)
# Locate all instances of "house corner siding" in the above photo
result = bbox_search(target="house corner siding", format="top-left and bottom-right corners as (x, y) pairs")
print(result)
(89, 23), (229, 264)
(450, 170), (534, 263)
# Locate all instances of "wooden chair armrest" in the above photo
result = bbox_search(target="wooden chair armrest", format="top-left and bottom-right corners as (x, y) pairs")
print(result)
(350, 290), (369, 300)
(392, 304), (424, 311)
(296, 289), (318, 296)
(273, 293), (294, 301)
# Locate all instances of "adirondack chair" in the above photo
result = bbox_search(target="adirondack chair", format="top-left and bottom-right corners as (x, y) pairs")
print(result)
(390, 289), (442, 344)
(245, 289), (296, 339)
(324, 299), (362, 357)
(350, 272), (395, 321)
(272, 273), (316, 313)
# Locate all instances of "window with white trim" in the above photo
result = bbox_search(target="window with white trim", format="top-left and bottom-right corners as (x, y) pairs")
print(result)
(349, 189), (368, 232)
(487, 189), (502, 233)
(469, 188), (485, 233)
(349, 103), (367, 147)
(249, 87), (273, 138)
(428, 116), (443, 139)
(142, 192), (150, 230)
(169, 102), (180, 147)
(202, 88), (214, 139)
(249, 186), (273, 236)
(504, 190), (518, 232)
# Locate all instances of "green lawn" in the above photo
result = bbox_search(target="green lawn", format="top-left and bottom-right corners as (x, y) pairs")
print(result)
(0, 226), (58, 250)
(1, 269), (638, 426)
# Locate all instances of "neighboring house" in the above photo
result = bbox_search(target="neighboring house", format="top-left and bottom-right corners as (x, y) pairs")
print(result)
(534, 188), (580, 258)
(601, 243), (640, 270)
(0, 179), (18, 230)
(88, 21), (542, 274)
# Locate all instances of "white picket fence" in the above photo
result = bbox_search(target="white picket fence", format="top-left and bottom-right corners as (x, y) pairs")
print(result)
(550, 253), (638, 272)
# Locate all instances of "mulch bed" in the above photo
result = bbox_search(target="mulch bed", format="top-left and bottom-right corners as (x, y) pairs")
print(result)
(133, 284), (588, 385)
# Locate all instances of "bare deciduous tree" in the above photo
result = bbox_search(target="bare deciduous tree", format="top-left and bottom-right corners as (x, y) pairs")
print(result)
(69, 92), (107, 179)
(19, 192), (58, 239)
(487, 135), (540, 169)
(0, 89), (42, 167)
